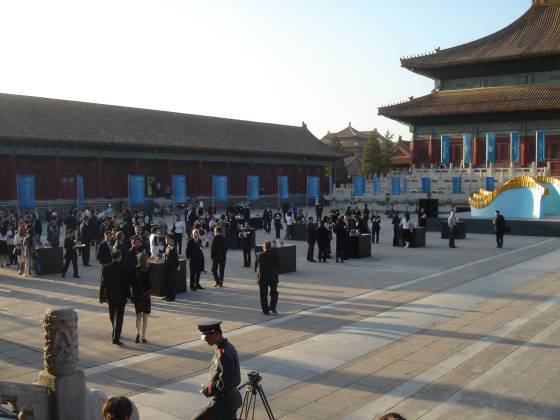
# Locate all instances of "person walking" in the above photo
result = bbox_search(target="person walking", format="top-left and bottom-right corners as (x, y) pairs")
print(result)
(238, 223), (253, 268)
(493, 210), (506, 248)
(306, 217), (317, 262)
(400, 212), (412, 248)
(163, 234), (178, 302)
(62, 230), (79, 278)
(255, 240), (280, 315)
(448, 210), (458, 248)
(99, 250), (130, 345)
(211, 226), (228, 287)
(262, 207), (272, 234)
(132, 253), (151, 344)
(96, 231), (113, 266)
(186, 229), (205, 291)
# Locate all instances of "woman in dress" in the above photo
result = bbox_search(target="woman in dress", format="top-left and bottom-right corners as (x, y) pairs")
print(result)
(14, 225), (26, 275)
(22, 225), (35, 277)
(132, 252), (152, 343)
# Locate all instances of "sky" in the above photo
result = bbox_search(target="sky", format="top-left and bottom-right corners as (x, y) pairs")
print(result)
(0, 0), (531, 142)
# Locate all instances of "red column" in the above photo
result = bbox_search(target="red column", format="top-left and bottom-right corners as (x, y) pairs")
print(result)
(472, 136), (478, 168)
(165, 160), (172, 189)
(10, 154), (16, 200)
(520, 136), (528, 167)
(133, 159), (139, 175)
(428, 138), (433, 164)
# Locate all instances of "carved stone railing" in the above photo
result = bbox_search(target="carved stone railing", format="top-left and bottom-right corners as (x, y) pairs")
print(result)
(0, 381), (50, 420)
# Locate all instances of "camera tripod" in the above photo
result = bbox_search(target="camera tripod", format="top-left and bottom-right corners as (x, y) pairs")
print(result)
(237, 372), (275, 420)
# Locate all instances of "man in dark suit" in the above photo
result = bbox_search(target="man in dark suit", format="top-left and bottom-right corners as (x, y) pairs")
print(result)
(163, 234), (179, 301)
(262, 207), (273, 234)
(184, 204), (197, 239)
(306, 217), (317, 262)
(211, 226), (228, 287)
(316, 220), (330, 263)
(99, 250), (130, 345)
(79, 216), (92, 266)
(238, 223), (253, 268)
(96, 231), (113, 266)
(255, 240), (279, 315)
(493, 210), (506, 248)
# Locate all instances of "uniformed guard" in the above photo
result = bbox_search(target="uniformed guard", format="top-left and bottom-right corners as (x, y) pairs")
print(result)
(193, 320), (242, 420)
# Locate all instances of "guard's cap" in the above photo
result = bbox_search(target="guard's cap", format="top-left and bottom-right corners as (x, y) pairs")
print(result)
(197, 320), (222, 335)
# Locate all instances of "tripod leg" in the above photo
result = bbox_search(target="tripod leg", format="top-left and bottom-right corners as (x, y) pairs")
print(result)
(257, 386), (276, 420)
(239, 387), (251, 420)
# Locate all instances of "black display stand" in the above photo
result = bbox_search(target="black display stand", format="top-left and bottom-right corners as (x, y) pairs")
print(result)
(411, 227), (426, 248)
(248, 217), (263, 230)
(291, 224), (307, 241)
(348, 234), (372, 258)
(418, 199), (439, 218)
(254, 245), (297, 274)
(441, 222), (467, 239)
(149, 258), (187, 297)
(37, 247), (63, 275)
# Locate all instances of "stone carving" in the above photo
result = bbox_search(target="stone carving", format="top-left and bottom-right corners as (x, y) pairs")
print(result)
(42, 308), (79, 376)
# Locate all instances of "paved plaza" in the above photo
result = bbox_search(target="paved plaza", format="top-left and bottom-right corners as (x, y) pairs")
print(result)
(1, 217), (560, 419)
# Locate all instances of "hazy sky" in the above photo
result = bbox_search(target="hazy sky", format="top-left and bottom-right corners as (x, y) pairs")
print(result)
(1, 0), (530, 141)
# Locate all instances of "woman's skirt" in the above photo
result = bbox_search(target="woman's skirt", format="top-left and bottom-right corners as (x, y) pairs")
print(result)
(134, 295), (152, 315)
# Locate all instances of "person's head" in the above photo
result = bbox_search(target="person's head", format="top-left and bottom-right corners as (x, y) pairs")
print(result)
(151, 226), (158, 234)
(67, 229), (75, 238)
(450, 210), (455, 216)
(245, 222), (250, 229)
(199, 322), (223, 346)
(111, 249), (122, 262)
(102, 396), (133, 420)
(214, 226), (222, 235)
(308, 217), (314, 223)
(134, 225), (143, 235)
(175, 214), (181, 221)
(165, 234), (174, 245)
(263, 240), (271, 251)
(83, 216), (89, 223)
(379, 413), (406, 420)
(130, 235), (141, 249)
(192, 228), (200, 239)
(116, 231), (125, 242)
(104, 231), (113, 242)
(495, 210), (500, 216)
(137, 252), (148, 268)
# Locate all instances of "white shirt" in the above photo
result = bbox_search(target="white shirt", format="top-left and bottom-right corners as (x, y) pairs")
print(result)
(174, 220), (185, 234)
(149, 233), (159, 257)
(400, 219), (412, 229)
(286, 215), (294, 226)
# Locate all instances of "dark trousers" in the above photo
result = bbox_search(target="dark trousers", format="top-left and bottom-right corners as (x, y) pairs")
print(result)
(259, 281), (278, 313)
(242, 247), (251, 267)
(82, 244), (90, 265)
(449, 226), (456, 248)
(108, 303), (125, 342)
(173, 234), (183, 255)
(164, 271), (176, 299)
(193, 389), (242, 420)
(8, 245), (16, 265)
(336, 242), (345, 261)
(190, 269), (201, 289)
(372, 229), (379, 243)
(307, 240), (315, 261)
(496, 233), (504, 248)
(212, 259), (226, 285)
(318, 242), (328, 262)
(264, 220), (271, 233)
(62, 255), (78, 276)
(393, 229), (399, 247)
(275, 229), (281, 239)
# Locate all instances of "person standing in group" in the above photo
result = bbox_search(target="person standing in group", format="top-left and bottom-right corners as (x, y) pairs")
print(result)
(392, 212), (401, 247)
(22, 226), (35, 277)
(186, 229), (205, 291)
(493, 210), (506, 248)
(285, 211), (294, 240)
(193, 321), (242, 420)
(132, 252), (151, 344)
(334, 216), (347, 263)
(97, 231), (113, 266)
(274, 211), (283, 239)
(255, 240), (280, 315)
(47, 213), (60, 247)
(6, 224), (15, 267)
(399, 212), (412, 248)
(171, 214), (185, 255)
(99, 250), (130, 345)
(163, 234), (178, 302)
(148, 226), (160, 259)
(315, 201), (323, 221)
(262, 207), (272, 234)
(14, 226), (25, 275)
(418, 207), (428, 228)
(371, 211), (381, 244)
(184, 204), (197, 240)
(211, 226), (228, 287)
(79, 216), (92, 266)
(238, 223), (253, 268)
(0, 225), (8, 268)
(62, 229), (79, 278)
(448, 210), (458, 248)
(306, 217), (317, 262)
(316, 220), (330, 263)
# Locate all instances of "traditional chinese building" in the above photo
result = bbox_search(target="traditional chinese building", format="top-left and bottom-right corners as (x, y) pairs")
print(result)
(0, 93), (341, 202)
(379, 0), (560, 175)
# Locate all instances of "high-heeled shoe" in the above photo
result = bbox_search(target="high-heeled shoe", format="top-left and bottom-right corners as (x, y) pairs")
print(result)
(141, 337), (147, 343)
(135, 334), (140, 344)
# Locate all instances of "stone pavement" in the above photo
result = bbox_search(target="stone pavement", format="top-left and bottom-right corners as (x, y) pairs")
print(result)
(1, 220), (560, 419)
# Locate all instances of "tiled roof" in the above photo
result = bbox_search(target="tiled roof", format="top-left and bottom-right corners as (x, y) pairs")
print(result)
(401, 1), (560, 72)
(378, 84), (560, 121)
(0, 93), (342, 160)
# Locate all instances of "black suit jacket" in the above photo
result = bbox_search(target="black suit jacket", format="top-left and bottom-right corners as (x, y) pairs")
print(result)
(99, 261), (131, 306)
(306, 223), (317, 243)
(255, 250), (279, 285)
(186, 238), (204, 272)
(211, 234), (228, 261)
(80, 222), (92, 244)
(96, 241), (112, 265)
